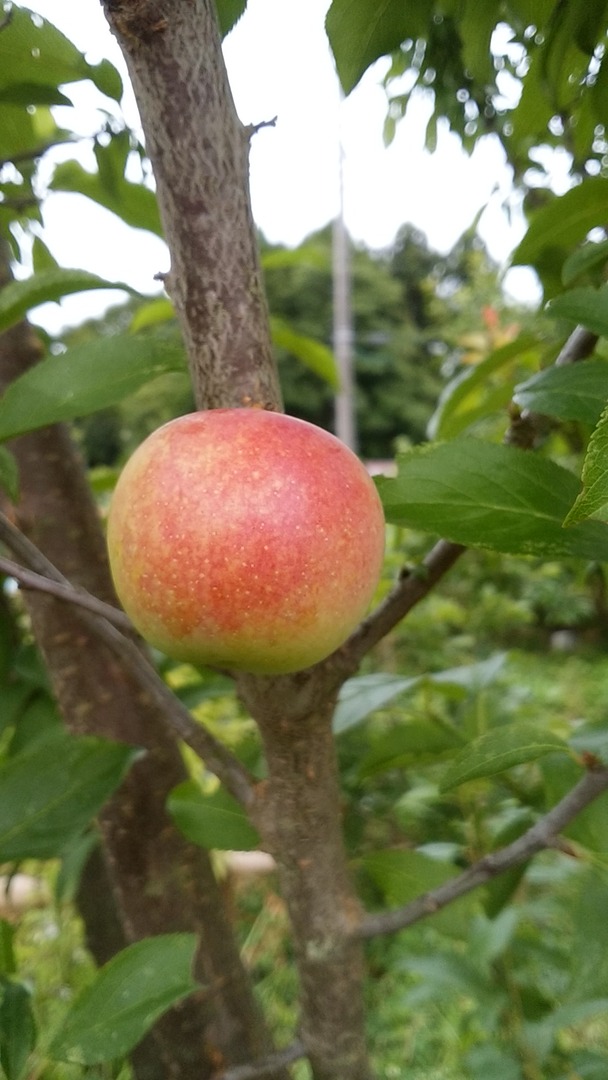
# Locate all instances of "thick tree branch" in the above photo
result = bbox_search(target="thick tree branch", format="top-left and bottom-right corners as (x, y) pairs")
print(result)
(0, 554), (132, 629)
(0, 511), (256, 809)
(102, 0), (282, 412)
(356, 761), (608, 939)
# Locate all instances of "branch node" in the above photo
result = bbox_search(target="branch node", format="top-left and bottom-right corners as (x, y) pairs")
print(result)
(246, 116), (278, 140)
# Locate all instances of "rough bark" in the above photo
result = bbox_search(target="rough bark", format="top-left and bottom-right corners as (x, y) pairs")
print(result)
(99, 4), (376, 1077)
(244, 685), (372, 1080)
(102, 0), (282, 413)
(98, 4), (380, 1075)
(0, 260), (287, 1078)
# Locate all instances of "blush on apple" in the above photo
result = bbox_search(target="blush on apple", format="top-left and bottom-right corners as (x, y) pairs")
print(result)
(107, 408), (385, 675)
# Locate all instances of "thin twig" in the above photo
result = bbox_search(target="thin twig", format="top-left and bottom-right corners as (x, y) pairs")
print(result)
(0, 511), (256, 809)
(356, 762), (608, 939)
(0, 555), (133, 630)
(246, 116), (278, 140)
(215, 1040), (306, 1080)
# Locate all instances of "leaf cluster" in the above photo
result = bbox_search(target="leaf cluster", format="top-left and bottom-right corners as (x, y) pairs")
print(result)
(326, 0), (608, 184)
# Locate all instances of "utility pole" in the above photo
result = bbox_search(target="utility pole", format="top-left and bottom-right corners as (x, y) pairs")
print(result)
(332, 116), (357, 452)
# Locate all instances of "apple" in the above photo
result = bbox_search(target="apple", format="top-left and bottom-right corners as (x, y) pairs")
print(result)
(107, 408), (385, 675)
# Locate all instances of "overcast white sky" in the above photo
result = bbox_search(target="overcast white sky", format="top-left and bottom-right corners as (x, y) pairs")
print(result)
(22, 0), (541, 330)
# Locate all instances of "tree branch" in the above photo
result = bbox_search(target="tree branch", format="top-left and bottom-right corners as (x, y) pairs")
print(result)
(355, 761), (608, 939)
(0, 511), (256, 809)
(555, 326), (598, 366)
(332, 540), (466, 676)
(0, 554), (133, 629)
(337, 321), (598, 671)
(506, 326), (598, 449)
(216, 1040), (306, 1080)
(102, 0), (282, 412)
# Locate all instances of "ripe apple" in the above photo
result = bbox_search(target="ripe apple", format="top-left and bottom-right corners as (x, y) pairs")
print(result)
(107, 408), (385, 675)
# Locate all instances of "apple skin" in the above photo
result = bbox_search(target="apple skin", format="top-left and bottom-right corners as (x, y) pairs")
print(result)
(107, 408), (385, 675)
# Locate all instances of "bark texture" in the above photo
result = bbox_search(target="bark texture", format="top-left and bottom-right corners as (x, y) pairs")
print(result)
(99, 2), (374, 1075)
(7, 4), (603, 1078)
(245, 685), (372, 1080)
(102, 0), (282, 412)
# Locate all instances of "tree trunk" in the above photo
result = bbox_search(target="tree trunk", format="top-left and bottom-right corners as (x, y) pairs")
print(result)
(98, 2), (374, 1075)
(102, 0), (282, 413)
(240, 676), (373, 1080)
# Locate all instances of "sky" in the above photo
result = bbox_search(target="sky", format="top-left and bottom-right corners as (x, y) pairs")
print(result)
(21, 0), (541, 331)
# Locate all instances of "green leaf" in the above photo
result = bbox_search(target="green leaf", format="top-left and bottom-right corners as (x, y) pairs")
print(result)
(130, 297), (175, 332)
(362, 849), (457, 907)
(542, 753), (608, 853)
(333, 674), (420, 734)
(567, 869), (608, 1001)
(334, 655), (505, 734)
(0, 82), (71, 107)
(0, 103), (34, 160)
(564, 402), (608, 525)
(562, 240), (608, 286)
(326, 0), (415, 94)
(0, 732), (138, 861)
(0, 8), (122, 102)
(569, 720), (608, 765)
(168, 781), (259, 851)
(359, 720), (463, 777)
(427, 334), (541, 440)
(460, 0), (496, 85)
(0, 8), (89, 89)
(0, 923), (16, 978)
(0, 269), (137, 335)
(50, 935), (199, 1066)
(376, 439), (608, 560)
(513, 179), (608, 294)
(7, 693), (62, 757)
(0, 980), (37, 1080)
(546, 285), (608, 336)
(513, 359), (608, 426)
(271, 317), (338, 388)
(214, 0), (248, 36)
(31, 236), (59, 273)
(439, 723), (567, 792)
(465, 1045), (521, 1080)
(0, 447), (18, 503)
(0, 329), (186, 442)
(429, 653), (507, 692)
(50, 160), (163, 236)
(89, 59), (123, 103)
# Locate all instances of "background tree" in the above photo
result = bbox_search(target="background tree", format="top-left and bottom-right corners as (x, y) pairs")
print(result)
(1, 2), (608, 1079)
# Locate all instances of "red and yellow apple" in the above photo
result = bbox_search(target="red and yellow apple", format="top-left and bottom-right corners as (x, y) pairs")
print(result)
(107, 408), (385, 675)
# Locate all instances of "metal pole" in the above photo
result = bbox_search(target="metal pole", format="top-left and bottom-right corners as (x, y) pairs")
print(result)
(332, 120), (357, 451)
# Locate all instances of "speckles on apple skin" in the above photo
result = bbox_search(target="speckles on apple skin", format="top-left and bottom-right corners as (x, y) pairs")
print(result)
(107, 408), (385, 674)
